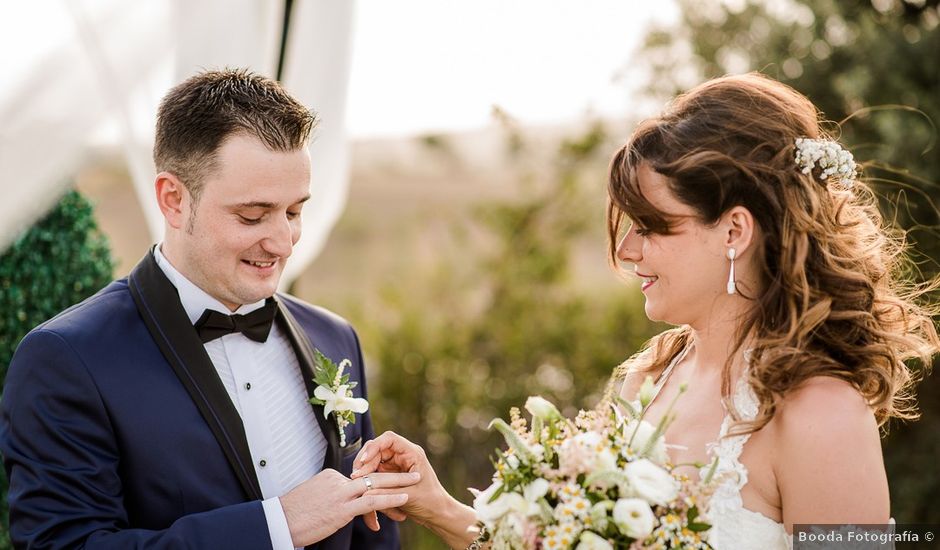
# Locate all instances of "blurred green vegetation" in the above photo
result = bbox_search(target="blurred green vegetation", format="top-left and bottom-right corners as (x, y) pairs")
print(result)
(0, 190), (115, 549)
(2, 4), (938, 547)
(348, 1), (940, 545)
(352, 120), (662, 548)
(639, 0), (940, 524)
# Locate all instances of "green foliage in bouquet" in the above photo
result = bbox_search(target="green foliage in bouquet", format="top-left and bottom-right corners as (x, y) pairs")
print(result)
(0, 189), (115, 549)
(474, 394), (713, 549)
(637, 0), (940, 524)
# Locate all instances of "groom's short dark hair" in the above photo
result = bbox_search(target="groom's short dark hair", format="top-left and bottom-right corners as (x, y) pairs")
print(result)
(153, 68), (317, 204)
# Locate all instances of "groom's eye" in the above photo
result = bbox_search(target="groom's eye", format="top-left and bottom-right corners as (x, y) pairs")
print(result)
(238, 215), (262, 225)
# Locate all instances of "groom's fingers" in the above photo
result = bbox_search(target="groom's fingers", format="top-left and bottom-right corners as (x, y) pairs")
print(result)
(347, 472), (421, 498)
(363, 511), (380, 532)
(349, 493), (409, 518)
(359, 505), (407, 531)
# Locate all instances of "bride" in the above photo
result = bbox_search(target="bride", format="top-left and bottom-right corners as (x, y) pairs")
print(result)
(352, 73), (939, 549)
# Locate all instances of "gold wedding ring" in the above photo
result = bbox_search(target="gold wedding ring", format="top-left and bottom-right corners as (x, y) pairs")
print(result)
(363, 476), (374, 491)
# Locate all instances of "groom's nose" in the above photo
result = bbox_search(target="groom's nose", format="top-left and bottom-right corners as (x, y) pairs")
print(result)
(261, 214), (295, 258)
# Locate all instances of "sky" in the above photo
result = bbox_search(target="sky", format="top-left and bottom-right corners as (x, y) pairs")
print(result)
(347, 0), (679, 137)
(0, 0), (680, 269)
(0, 1), (678, 139)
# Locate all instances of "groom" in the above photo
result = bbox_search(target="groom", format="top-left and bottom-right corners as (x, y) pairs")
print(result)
(0, 70), (404, 549)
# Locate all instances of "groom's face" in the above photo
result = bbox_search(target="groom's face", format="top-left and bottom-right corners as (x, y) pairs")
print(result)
(177, 133), (311, 311)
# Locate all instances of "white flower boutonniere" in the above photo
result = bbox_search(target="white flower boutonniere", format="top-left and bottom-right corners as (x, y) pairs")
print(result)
(308, 349), (368, 447)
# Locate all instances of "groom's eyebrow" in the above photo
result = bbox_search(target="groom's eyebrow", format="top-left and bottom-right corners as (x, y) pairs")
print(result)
(230, 195), (312, 210)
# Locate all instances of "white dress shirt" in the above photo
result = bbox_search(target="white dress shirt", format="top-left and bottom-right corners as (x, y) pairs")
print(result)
(155, 246), (327, 550)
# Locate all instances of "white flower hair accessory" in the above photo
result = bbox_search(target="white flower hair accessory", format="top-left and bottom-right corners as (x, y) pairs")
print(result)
(794, 137), (858, 188)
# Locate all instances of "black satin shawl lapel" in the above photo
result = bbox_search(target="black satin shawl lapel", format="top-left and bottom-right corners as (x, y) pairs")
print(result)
(128, 249), (263, 501)
(275, 301), (343, 471)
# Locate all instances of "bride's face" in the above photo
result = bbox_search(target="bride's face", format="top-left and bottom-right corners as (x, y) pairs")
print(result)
(614, 164), (731, 328)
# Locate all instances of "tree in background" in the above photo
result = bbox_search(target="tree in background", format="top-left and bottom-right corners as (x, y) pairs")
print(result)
(0, 190), (114, 549)
(639, 0), (940, 522)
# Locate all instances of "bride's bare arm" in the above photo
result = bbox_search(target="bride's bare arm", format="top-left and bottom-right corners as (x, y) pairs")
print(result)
(773, 376), (890, 530)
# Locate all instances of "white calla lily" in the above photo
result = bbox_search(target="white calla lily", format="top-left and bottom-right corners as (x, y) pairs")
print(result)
(525, 396), (562, 421)
(313, 384), (369, 419)
(471, 482), (520, 526)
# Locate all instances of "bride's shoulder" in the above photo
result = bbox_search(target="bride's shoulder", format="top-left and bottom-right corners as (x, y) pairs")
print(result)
(769, 375), (881, 467)
(767, 380), (890, 525)
(773, 376), (872, 429)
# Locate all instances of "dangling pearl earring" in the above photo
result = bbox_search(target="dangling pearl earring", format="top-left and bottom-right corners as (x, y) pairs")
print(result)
(726, 248), (737, 295)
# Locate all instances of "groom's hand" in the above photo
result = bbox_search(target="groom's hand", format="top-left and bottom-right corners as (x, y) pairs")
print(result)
(279, 468), (418, 547)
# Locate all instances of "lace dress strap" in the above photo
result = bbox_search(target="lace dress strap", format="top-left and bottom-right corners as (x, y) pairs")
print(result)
(643, 344), (692, 408)
(701, 373), (759, 505)
(700, 373), (790, 549)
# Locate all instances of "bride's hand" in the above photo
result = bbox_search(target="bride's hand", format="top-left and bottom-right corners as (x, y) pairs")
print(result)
(351, 431), (446, 526)
(353, 431), (482, 548)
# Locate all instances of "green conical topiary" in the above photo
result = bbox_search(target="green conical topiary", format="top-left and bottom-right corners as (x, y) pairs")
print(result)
(0, 188), (114, 549)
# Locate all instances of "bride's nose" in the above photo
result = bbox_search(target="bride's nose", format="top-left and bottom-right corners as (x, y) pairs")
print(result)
(616, 225), (642, 263)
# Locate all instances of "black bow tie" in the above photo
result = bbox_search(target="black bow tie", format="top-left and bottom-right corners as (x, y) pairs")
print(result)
(194, 298), (278, 344)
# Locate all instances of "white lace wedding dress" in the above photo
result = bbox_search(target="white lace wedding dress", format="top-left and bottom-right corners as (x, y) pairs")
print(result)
(699, 374), (790, 549)
(641, 350), (790, 549)
(638, 349), (897, 549)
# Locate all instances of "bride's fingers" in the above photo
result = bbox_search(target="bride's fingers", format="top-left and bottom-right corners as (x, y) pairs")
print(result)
(353, 433), (389, 468)
(354, 431), (416, 474)
(351, 456), (380, 478)
(382, 507), (408, 522)
(352, 438), (394, 477)
(352, 454), (414, 479)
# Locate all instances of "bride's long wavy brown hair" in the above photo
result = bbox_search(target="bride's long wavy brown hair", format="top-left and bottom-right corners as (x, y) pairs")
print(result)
(607, 72), (939, 433)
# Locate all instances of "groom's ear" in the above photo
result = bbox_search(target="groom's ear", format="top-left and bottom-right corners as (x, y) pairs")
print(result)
(155, 172), (188, 230)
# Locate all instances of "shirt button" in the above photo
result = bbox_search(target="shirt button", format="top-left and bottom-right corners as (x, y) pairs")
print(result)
(259, 459), (267, 467)
(245, 382), (252, 390)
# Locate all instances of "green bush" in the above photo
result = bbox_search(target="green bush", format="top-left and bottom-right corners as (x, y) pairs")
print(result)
(0, 189), (114, 548)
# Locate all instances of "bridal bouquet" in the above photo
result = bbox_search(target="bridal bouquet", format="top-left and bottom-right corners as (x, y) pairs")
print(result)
(473, 381), (714, 549)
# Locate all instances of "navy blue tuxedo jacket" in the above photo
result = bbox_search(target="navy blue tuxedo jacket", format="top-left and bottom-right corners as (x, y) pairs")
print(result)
(0, 251), (399, 549)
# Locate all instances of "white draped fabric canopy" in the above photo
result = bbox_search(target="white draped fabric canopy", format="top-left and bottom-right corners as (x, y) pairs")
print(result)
(0, 0), (355, 289)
